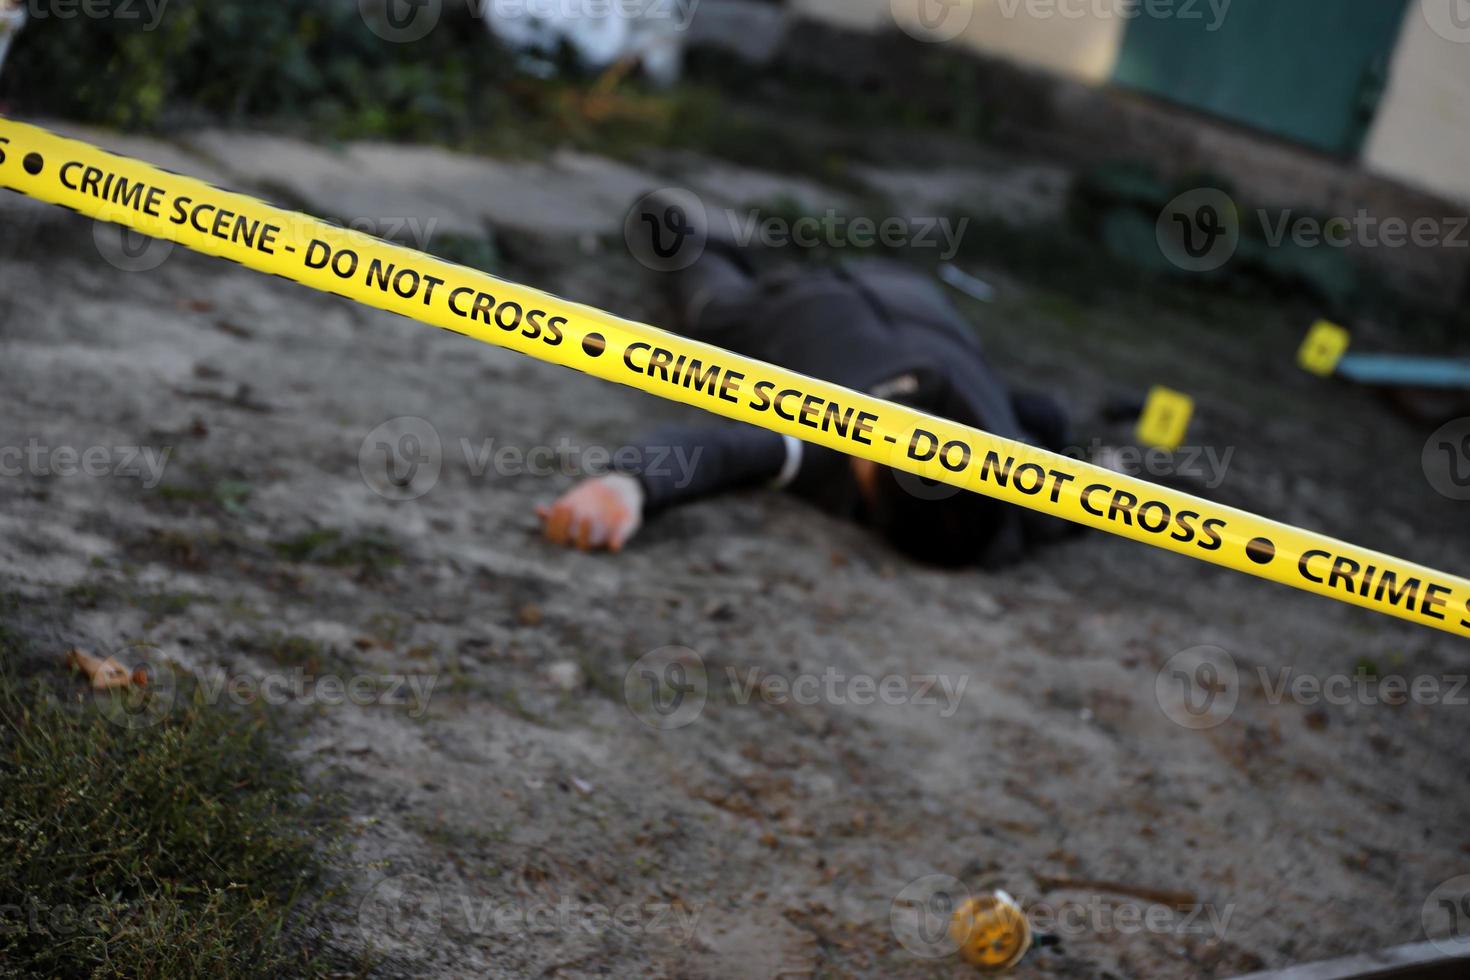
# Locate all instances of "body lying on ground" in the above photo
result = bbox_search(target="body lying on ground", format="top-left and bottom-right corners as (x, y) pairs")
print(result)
(537, 202), (1079, 568)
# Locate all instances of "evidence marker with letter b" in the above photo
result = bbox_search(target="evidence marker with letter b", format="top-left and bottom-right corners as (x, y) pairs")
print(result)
(1136, 386), (1194, 453)
(1298, 320), (1351, 377)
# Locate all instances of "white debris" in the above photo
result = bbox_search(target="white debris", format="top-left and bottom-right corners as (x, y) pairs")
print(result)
(547, 660), (585, 691)
(0, 1), (25, 78)
(938, 263), (996, 303)
(479, 0), (690, 85)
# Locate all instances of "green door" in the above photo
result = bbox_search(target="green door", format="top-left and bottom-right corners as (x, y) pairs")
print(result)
(1112, 0), (1408, 156)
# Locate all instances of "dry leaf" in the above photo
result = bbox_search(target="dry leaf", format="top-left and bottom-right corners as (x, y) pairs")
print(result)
(65, 648), (134, 690)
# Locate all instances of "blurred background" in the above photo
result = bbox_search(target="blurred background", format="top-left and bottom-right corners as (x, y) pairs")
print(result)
(1, 1), (1469, 978)
(6, 0), (1470, 329)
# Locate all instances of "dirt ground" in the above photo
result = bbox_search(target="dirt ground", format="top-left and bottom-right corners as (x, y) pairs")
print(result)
(2, 119), (1469, 979)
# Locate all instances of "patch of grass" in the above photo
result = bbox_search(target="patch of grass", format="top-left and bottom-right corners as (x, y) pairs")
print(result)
(364, 612), (408, 649)
(61, 579), (209, 627)
(272, 529), (403, 576)
(61, 580), (110, 610)
(154, 479), (255, 518)
(0, 663), (351, 977)
(2, 0), (517, 137)
(0, 617), (21, 661)
(135, 590), (210, 625)
(154, 484), (212, 505)
(235, 631), (337, 674)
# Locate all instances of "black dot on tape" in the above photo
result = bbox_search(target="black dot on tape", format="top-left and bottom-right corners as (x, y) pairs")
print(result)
(23, 153), (44, 176)
(1246, 537), (1276, 565)
(582, 333), (606, 357)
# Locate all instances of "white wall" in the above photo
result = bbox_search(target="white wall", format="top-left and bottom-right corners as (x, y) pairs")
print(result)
(791, 0), (1124, 81)
(794, 0), (1470, 205)
(1364, 6), (1470, 206)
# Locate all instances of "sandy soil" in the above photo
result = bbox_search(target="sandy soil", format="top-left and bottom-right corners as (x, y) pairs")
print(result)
(1, 122), (1468, 979)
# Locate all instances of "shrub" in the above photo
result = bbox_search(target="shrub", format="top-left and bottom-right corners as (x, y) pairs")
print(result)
(1, 0), (515, 139)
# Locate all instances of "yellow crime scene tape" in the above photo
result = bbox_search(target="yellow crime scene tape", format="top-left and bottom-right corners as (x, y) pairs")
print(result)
(3, 116), (1468, 638)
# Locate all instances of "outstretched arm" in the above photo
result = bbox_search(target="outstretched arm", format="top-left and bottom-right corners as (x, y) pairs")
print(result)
(536, 422), (793, 552)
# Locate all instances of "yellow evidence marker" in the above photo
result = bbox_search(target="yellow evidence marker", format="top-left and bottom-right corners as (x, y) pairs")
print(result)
(949, 891), (1032, 971)
(1298, 320), (1351, 377)
(1136, 385), (1195, 452)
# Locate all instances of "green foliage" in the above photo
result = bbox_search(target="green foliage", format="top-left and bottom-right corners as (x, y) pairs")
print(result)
(0, 665), (348, 978)
(272, 527), (403, 574)
(1, 0), (516, 138)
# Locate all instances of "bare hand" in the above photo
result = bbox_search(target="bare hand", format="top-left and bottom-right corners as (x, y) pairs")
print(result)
(536, 474), (645, 553)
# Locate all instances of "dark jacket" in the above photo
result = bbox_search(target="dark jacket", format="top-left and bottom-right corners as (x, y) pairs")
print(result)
(621, 260), (1070, 564)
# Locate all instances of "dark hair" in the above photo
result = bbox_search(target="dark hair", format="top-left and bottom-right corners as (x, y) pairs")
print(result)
(865, 468), (1006, 568)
